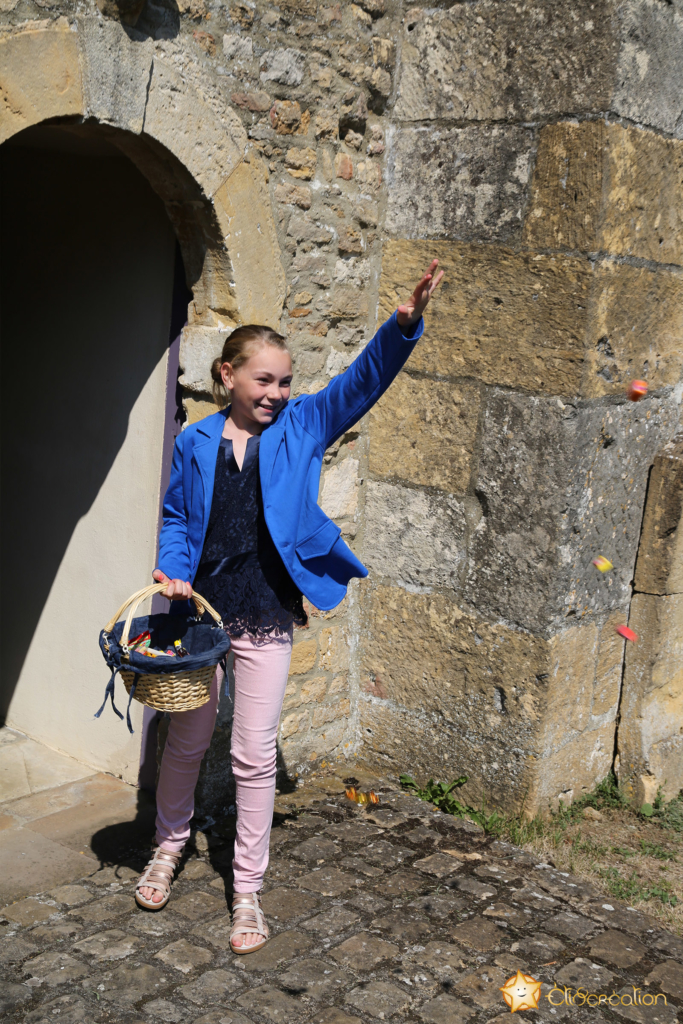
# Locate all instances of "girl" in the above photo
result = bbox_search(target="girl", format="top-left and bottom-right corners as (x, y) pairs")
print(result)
(135, 260), (444, 953)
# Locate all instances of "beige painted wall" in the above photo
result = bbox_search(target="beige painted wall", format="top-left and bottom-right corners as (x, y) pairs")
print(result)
(1, 127), (176, 782)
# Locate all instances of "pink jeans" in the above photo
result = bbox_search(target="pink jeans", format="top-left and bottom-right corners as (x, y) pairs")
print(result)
(154, 629), (293, 892)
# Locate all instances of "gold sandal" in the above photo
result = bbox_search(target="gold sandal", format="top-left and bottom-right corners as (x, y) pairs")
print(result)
(135, 847), (182, 911)
(230, 891), (269, 954)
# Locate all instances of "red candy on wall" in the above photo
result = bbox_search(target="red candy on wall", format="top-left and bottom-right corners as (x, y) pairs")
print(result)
(626, 380), (648, 401)
(616, 625), (638, 642)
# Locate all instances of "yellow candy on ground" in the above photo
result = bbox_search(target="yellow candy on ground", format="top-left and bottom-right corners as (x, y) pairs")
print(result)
(592, 556), (613, 573)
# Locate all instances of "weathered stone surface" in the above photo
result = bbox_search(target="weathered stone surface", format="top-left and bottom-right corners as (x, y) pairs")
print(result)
(194, 1012), (254, 1024)
(409, 894), (466, 920)
(554, 957), (615, 990)
(72, 928), (140, 960)
(154, 938), (213, 973)
(0, 23), (83, 143)
(240, 930), (312, 972)
(414, 852), (463, 878)
(612, 990), (679, 1024)
(49, 885), (92, 906)
(451, 917), (507, 951)
(646, 960), (683, 1001)
(0, 935), (37, 962)
(24, 994), (89, 1023)
(144, 59), (245, 198)
(525, 123), (683, 266)
(329, 931), (399, 967)
(634, 438), (683, 597)
(455, 965), (508, 1008)
(611, 0), (683, 134)
(362, 838), (413, 868)
(179, 325), (230, 395)
(345, 980), (411, 1017)
(1, 983), (34, 1015)
(172, 890), (225, 920)
(214, 154), (287, 326)
(68, 893), (132, 924)
(82, 962), (167, 1004)
(482, 903), (531, 928)
(80, 17), (152, 133)
(143, 999), (184, 1022)
(466, 391), (679, 631)
(237, 983), (304, 1020)
(279, 957), (349, 999)
(321, 458), (359, 518)
(288, 638), (318, 675)
(511, 932), (566, 959)
(418, 993), (475, 1024)
(297, 866), (360, 896)
(371, 909), (431, 942)
(359, 586), (548, 809)
(543, 912), (597, 941)
(368, 373), (480, 491)
(379, 240), (590, 396)
(589, 929), (647, 967)
(405, 940), (465, 981)
(386, 126), (535, 242)
(582, 262), (683, 399)
(394, 0), (618, 123)
(301, 904), (360, 935)
(364, 481), (466, 589)
(261, 887), (319, 924)
(1, 897), (57, 926)
(177, 967), (244, 1003)
(24, 950), (90, 986)
(292, 836), (341, 863)
(617, 593), (683, 806)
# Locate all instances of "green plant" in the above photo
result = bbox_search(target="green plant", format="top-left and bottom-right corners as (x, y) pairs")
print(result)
(599, 866), (678, 907)
(398, 774), (505, 833)
(639, 839), (676, 861)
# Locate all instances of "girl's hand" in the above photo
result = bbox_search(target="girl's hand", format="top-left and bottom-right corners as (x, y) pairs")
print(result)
(396, 259), (445, 327)
(153, 569), (193, 601)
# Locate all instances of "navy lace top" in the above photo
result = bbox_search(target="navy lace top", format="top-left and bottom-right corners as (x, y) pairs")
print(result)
(193, 435), (306, 637)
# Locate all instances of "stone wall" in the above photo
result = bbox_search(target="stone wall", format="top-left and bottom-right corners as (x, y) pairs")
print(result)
(1, 0), (681, 813)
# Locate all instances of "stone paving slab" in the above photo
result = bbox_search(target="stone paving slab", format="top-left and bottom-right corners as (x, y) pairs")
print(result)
(1, 772), (681, 1024)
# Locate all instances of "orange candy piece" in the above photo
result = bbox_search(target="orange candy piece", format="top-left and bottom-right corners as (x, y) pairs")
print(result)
(627, 380), (648, 401)
(616, 625), (638, 642)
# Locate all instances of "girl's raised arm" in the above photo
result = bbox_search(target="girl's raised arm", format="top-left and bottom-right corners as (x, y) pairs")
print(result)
(294, 260), (444, 449)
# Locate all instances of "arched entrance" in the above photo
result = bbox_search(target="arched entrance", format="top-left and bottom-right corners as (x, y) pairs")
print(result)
(0, 20), (285, 782)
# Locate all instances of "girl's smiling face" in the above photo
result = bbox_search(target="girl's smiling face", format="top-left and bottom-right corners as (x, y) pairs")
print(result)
(221, 343), (293, 428)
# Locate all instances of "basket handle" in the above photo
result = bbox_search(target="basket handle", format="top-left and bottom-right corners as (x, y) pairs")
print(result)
(104, 583), (224, 651)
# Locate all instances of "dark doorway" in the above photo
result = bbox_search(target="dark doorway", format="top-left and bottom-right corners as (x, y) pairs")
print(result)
(0, 124), (185, 776)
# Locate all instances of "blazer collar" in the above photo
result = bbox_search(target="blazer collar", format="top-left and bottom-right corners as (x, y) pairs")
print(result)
(194, 406), (230, 444)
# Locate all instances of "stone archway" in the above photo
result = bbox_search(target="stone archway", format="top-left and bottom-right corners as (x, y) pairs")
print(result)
(0, 17), (285, 779)
(0, 16), (285, 415)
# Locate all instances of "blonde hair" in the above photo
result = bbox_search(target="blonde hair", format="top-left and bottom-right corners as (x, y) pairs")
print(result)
(210, 324), (289, 408)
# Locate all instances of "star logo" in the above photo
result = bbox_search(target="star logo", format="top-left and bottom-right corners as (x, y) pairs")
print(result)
(499, 970), (542, 1012)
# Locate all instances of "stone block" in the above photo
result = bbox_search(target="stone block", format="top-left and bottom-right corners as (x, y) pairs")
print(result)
(329, 286), (368, 319)
(368, 372), (479, 492)
(525, 122), (683, 266)
(279, 958), (349, 1000)
(82, 962), (168, 1004)
(359, 586), (548, 809)
(80, 17), (153, 133)
(289, 638), (317, 674)
(321, 458), (358, 518)
(583, 262), (683, 398)
(177, 968), (243, 1003)
(284, 146), (317, 179)
(589, 929), (647, 968)
(634, 437), (683, 596)
(523, 121), (607, 254)
(214, 154), (287, 326)
(0, 23), (83, 143)
(363, 481), (467, 589)
(600, 126), (683, 265)
(611, 0), (683, 134)
(183, 394), (218, 423)
(236, 983), (303, 1021)
(179, 325), (229, 394)
(386, 126), (535, 243)
(345, 981), (411, 1018)
(466, 389), (679, 631)
(617, 593), (683, 805)
(154, 938), (213, 973)
(379, 240), (590, 396)
(329, 931), (400, 967)
(394, 0), (619, 123)
(320, 626), (349, 672)
(143, 59), (245, 198)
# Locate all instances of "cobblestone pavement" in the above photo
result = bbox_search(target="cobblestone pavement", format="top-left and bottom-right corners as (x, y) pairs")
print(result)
(2, 767), (682, 1024)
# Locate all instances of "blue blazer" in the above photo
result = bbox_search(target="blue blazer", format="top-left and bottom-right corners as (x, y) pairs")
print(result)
(157, 310), (424, 611)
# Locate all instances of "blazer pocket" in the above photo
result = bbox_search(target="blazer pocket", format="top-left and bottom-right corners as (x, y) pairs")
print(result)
(295, 518), (342, 561)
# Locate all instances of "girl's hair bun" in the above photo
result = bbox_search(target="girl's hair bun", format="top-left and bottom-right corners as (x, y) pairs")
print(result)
(211, 325), (288, 407)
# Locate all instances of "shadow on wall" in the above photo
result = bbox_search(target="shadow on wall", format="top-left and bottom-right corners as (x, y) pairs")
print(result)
(99, 0), (180, 42)
(0, 125), (182, 724)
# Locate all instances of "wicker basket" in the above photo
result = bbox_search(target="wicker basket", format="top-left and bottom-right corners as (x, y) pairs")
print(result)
(100, 582), (229, 715)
